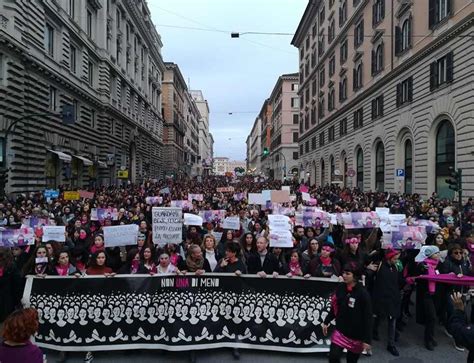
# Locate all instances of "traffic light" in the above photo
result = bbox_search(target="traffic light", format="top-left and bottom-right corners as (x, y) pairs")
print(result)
(445, 167), (462, 191)
(263, 147), (269, 156)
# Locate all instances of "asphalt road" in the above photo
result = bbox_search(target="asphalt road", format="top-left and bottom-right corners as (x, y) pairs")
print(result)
(42, 318), (466, 363)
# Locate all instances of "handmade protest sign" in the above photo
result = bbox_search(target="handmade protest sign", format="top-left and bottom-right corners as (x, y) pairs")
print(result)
(0, 227), (35, 247)
(170, 200), (193, 209)
(216, 186), (234, 193)
(382, 225), (427, 249)
(268, 230), (293, 248)
(248, 193), (264, 205)
(91, 208), (119, 221)
(103, 224), (139, 247)
(261, 190), (271, 202)
(336, 212), (380, 229)
(63, 191), (80, 200)
(221, 216), (240, 230)
(78, 190), (94, 199)
(233, 192), (246, 201)
(271, 190), (290, 203)
(199, 210), (226, 224)
(152, 207), (182, 245)
(183, 213), (203, 226)
(145, 196), (163, 205)
(187, 194), (204, 202)
(302, 192), (311, 201)
(268, 214), (292, 231)
(42, 226), (66, 242)
(24, 274), (336, 353)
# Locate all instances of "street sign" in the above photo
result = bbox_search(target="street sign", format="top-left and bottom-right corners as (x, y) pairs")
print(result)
(347, 168), (356, 177)
(396, 169), (405, 178)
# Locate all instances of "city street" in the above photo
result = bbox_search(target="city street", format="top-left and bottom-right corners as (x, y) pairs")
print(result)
(43, 319), (465, 363)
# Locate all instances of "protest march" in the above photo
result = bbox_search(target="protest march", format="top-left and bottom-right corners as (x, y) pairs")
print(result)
(1, 175), (474, 363)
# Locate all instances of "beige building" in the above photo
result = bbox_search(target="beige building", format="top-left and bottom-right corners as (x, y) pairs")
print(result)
(0, 0), (165, 192)
(292, 0), (474, 199)
(267, 73), (300, 180)
(213, 157), (246, 176)
(184, 90), (201, 177)
(246, 117), (262, 173)
(162, 62), (187, 177)
(190, 90), (213, 176)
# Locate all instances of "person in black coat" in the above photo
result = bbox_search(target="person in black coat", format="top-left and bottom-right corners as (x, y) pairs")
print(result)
(185, 244), (211, 274)
(448, 292), (474, 363)
(322, 261), (373, 363)
(0, 248), (22, 322)
(214, 241), (247, 275)
(371, 249), (402, 356)
(246, 236), (280, 276)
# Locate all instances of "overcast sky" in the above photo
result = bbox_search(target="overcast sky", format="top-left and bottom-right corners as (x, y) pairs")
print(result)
(149, 0), (307, 161)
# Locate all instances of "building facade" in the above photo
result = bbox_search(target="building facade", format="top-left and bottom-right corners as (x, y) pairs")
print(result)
(267, 73), (300, 180)
(259, 100), (273, 177)
(190, 90), (212, 176)
(213, 157), (229, 175)
(292, 0), (474, 199)
(162, 62), (186, 177)
(246, 117), (262, 173)
(0, 0), (165, 193)
(183, 90), (200, 177)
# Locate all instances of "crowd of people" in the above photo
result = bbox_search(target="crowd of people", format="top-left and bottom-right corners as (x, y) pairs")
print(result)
(1, 175), (474, 363)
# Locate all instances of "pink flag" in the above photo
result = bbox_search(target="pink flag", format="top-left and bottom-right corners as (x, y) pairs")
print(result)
(299, 184), (309, 193)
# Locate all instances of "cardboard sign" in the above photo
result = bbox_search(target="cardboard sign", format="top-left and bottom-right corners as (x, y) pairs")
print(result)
(78, 190), (95, 199)
(271, 190), (290, 203)
(104, 224), (139, 247)
(63, 191), (80, 200)
(152, 207), (182, 245)
(187, 194), (204, 202)
(184, 213), (203, 226)
(42, 226), (66, 242)
(248, 193), (264, 205)
(221, 216), (240, 230)
(216, 186), (235, 193)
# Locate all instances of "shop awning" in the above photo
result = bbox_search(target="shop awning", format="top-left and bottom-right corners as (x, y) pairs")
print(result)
(98, 161), (107, 168)
(74, 155), (93, 166)
(47, 149), (72, 162)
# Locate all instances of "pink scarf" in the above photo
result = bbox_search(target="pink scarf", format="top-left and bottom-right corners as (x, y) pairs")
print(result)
(55, 264), (69, 276)
(289, 261), (301, 275)
(424, 258), (439, 295)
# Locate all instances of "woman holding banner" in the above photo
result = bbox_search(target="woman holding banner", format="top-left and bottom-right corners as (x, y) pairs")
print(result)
(322, 261), (372, 363)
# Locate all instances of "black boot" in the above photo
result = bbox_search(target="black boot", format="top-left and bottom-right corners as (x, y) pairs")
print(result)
(387, 345), (400, 356)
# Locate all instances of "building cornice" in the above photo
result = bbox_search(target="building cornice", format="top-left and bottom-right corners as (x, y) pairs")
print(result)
(291, 0), (320, 47)
(298, 14), (474, 144)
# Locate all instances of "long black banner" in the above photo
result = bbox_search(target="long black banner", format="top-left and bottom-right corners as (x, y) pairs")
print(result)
(23, 274), (336, 352)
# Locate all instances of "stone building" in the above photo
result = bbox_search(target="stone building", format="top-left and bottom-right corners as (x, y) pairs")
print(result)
(0, 0), (165, 193)
(292, 0), (474, 199)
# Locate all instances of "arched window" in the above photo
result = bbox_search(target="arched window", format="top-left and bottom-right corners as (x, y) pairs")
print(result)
(355, 63), (363, 89)
(321, 159), (325, 186)
(328, 89), (335, 111)
(401, 18), (411, 51)
(404, 139), (413, 194)
(340, 77), (347, 101)
(356, 148), (363, 190)
(330, 156), (335, 182)
(375, 142), (385, 191)
(436, 120), (455, 198)
(375, 43), (384, 72)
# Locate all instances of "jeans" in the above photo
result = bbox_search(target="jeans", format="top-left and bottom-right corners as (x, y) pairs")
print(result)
(329, 343), (361, 363)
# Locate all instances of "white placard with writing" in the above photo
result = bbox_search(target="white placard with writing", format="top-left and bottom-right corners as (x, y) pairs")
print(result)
(268, 215), (292, 231)
(302, 192), (311, 201)
(42, 226), (66, 242)
(152, 207), (183, 245)
(221, 216), (240, 230)
(184, 213), (203, 226)
(269, 230), (293, 248)
(103, 224), (139, 247)
(248, 193), (264, 205)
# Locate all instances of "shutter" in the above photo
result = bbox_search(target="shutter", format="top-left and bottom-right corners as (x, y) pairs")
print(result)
(360, 109), (363, 127)
(429, 61), (437, 90)
(381, 42), (384, 70)
(408, 16), (413, 48)
(372, 3), (376, 26)
(361, 20), (364, 44)
(395, 26), (401, 55)
(339, 7), (343, 26)
(353, 27), (357, 47)
(446, 52), (454, 83)
(408, 77), (413, 102)
(447, 0), (452, 16)
(371, 99), (376, 119)
(380, 95), (384, 116)
(371, 49), (375, 75)
(396, 83), (402, 107)
(339, 82), (342, 101)
(353, 68), (356, 90)
(381, 0), (385, 19)
(428, 0), (436, 28)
